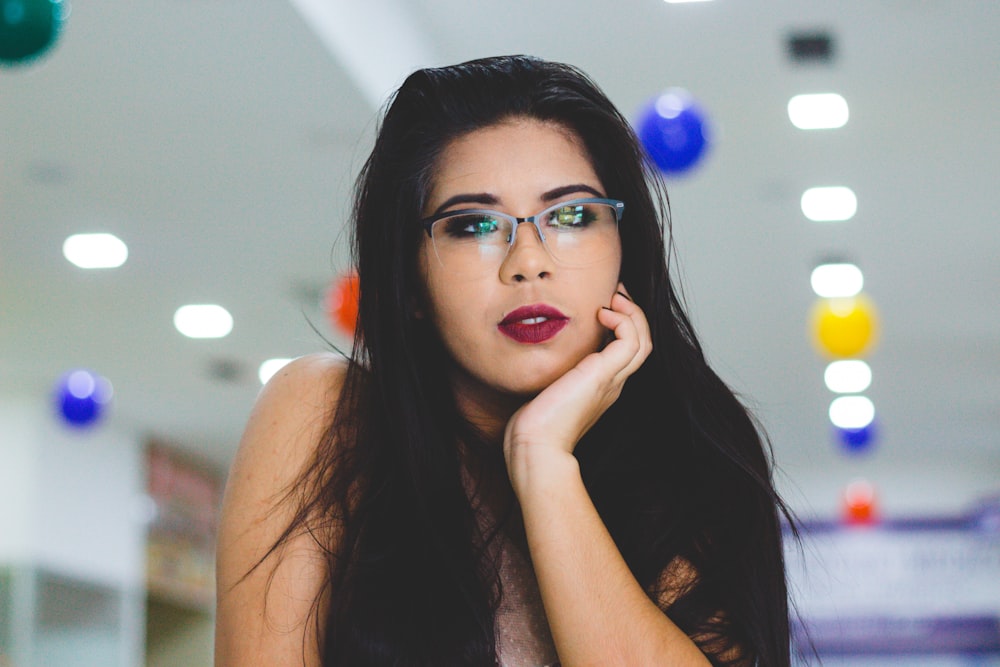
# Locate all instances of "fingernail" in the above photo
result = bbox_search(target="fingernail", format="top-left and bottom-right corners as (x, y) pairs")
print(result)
(616, 291), (632, 302)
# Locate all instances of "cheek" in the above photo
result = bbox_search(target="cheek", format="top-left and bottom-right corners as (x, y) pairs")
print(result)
(590, 252), (623, 303)
(419, 248), (489, 337)
(416, 242), (448, 319)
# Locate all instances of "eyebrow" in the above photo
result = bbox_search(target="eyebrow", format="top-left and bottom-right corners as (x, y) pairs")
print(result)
(431, 192), (499, 215)
(541, 183), (605, 202)
(430, 183), (605, 216)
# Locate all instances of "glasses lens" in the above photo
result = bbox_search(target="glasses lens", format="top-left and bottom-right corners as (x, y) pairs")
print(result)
(541, 202), (619, 266)
(431, 213), (513, 270)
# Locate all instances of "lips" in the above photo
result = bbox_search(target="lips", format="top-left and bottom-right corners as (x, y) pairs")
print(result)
(498, 304), (569, 344)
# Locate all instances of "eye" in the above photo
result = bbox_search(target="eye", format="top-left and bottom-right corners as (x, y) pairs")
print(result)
(545, 204), (597, 229)
(441, 214), (502, 239)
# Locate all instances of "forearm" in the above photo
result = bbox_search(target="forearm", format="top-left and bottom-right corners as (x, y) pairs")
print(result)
(513, 449), (711, 667)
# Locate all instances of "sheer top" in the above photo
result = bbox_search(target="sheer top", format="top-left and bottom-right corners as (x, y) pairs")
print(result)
(493, 530), (560, 667)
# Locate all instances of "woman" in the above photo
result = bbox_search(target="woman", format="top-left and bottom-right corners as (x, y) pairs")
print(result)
(216, 55), (795, 666)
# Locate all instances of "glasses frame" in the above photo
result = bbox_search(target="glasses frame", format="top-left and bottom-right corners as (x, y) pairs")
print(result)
(420, 197), (625, 252)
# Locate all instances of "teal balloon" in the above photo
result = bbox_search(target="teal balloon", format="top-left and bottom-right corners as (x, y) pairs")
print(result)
(0, 0), (65, 65)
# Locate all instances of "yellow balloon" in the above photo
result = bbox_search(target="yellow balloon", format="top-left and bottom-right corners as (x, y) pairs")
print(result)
(811, 295), (879, 358)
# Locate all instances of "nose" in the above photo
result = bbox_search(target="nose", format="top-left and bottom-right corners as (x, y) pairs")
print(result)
(499, 220), (554, 283)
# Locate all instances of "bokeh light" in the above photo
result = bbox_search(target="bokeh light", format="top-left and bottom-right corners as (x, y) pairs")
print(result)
(801, 186), (857, 222)
(326, 271), (359, 337)
(811, 262), (863, 298)
(836, 421), (877, 454)
(824, 360), (872, 393)
(63, 232), (128, 269)
(811, 295), (879, 358)
(258, 358), (293, 385)
(843, 479), (878, 525)
(54, 369), (113, 428)
(174, 304), (233, 339)
(788, 93), (849, 129)
(829, 395), (875, 430)
(636, 88), (711, 175)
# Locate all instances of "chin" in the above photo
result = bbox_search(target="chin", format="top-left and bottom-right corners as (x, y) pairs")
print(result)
(502, 377), (554, 399)
(449, 331), (606, 403)
(498, 354), (585, 396)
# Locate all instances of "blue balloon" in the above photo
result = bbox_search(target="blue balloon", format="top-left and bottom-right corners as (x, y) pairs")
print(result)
(836, 422), (876, 454)
(54, 369), (112, 428)
(637, 89), (711, 175)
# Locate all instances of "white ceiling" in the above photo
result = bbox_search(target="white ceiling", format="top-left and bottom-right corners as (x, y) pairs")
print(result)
(2, 0), (998, 512)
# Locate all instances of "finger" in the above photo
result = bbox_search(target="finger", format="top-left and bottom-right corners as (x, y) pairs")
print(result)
(597, 307), (645, 376)
(609, 289), (652, 364)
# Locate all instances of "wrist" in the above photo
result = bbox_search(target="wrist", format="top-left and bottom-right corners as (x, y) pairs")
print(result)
(507, 444), (581, 500)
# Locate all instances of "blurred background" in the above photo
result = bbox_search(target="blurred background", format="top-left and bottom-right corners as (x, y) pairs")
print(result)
(1, 0), (997, 665)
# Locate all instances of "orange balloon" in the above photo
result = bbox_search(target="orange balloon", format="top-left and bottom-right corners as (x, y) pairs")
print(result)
(326, 271), (359, 336)
(810, 294), (879, 358)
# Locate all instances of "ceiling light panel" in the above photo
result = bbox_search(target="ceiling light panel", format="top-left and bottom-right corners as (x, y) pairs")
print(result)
(811, 263), (864, 298)
(174, 305), (233, 339)
(63, 233), (128, 269)
(788, 93), (849, 129)
(801, 186), (857, 221)
(258, 358), (294, 385)
(824, 360), (873, 394)
(829, 395), (875, 429)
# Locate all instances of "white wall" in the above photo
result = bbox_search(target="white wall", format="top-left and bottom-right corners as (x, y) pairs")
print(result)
(0, 394), (146, 667)
(0, 397), (40, 564)
(31, 409), (146, 587)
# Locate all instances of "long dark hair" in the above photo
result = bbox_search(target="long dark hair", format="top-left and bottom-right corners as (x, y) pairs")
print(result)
(274, 55), (795, 666)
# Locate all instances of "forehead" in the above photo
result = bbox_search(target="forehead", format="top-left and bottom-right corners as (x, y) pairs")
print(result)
(426, 119), (602, 211)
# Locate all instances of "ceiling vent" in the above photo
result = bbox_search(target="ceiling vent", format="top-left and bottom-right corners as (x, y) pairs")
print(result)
(786, 30), (835, 65)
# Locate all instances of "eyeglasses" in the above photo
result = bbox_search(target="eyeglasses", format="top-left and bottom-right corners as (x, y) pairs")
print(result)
(420, 197), (624, 272)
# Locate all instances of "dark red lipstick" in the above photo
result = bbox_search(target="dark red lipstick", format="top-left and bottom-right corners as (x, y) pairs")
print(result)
(498, 304), (569, 344)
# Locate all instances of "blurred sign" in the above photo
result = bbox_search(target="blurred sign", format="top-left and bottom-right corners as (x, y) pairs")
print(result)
(145, 442), (222, 610)
(786, 504), (1000, 655)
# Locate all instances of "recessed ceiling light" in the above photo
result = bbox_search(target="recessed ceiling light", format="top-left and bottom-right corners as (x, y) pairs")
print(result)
(824, 360), (872, 394)
(63, 233), (128, 269)
(788, 93), (849, 129)
(829, 395), (875, 429)
(801, 186), (857, 221)
(174, 305), (233, 339)
(811, 262), (863, 298)
(259, 358), (294, 385)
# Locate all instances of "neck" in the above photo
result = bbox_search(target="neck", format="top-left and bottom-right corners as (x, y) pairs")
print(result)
(447, 366), (528, 522)
(448, 366), (527, 445)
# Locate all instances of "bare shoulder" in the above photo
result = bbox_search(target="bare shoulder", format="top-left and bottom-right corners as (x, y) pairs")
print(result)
(215, 352), (348, 667)
(222, 352), (347, 531)
(232, 352), (347, 489)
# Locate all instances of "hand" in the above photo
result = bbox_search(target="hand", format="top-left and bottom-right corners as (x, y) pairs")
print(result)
(503, 283), (652, 491)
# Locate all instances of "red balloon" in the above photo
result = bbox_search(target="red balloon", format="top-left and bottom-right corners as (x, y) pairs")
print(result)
(326, 271), (359, 336)
(843, 479), (878, 525)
